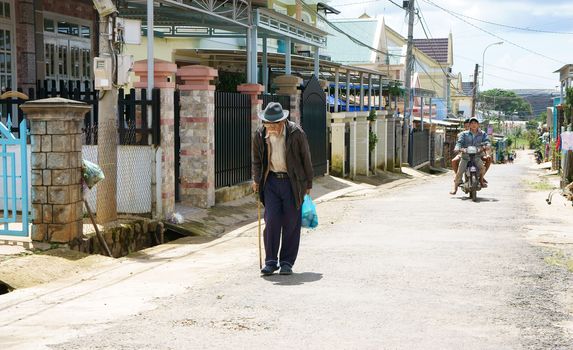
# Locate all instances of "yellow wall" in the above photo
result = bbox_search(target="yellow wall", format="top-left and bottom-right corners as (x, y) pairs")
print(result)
(126, 36), (201, 63)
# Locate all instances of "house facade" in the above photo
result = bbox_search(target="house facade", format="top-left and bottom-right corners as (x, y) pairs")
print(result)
(9, 0), (97, 93)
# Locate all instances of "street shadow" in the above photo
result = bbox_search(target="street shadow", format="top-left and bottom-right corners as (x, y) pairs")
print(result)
(261, 272), (323, 286)
(452, 196), (499, 203)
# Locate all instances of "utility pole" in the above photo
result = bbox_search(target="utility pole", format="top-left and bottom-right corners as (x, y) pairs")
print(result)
(471, 63), (478, 119)
(402, 0), (415, 164)
(96, 7), (118, 224)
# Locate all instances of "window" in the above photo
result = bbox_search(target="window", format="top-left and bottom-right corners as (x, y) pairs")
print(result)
(45, 44), (56, 76)
(44, 19), (55, 32)
(80, 26), (90, 38)
(44, 14), (92, 81)
(0, 1), (9, 19)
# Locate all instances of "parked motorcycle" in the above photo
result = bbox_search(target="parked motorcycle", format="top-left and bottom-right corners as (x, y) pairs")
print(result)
(460, 145), (487, 202)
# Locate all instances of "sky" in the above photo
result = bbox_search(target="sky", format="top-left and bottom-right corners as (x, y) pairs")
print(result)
(326, 0), (573, 91)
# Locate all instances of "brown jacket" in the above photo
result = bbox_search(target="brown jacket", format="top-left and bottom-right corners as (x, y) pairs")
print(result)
(252, 121), (313, 209)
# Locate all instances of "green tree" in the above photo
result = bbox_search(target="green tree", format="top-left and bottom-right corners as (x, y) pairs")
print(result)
(526, 120), (538, 130)
(478, 89), (533, 118)
(536, 111), (547, 124)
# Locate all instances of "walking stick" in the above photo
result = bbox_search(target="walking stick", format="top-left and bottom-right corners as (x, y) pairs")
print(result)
(257, 197), (262, 269)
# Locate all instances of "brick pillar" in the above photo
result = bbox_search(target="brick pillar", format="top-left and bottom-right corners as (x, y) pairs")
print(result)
(237, 83), (264, 135)
(133, 59), (177, 218)
(273, 75), (302, 125)
(21, 98), (90, 243)
(177, 65), (218, 208)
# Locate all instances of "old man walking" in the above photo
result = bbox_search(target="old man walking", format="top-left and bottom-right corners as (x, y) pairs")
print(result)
(252, 102), (313, 276)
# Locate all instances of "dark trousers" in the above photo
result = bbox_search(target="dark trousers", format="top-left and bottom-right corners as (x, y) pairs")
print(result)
(263, 174), (302, 268)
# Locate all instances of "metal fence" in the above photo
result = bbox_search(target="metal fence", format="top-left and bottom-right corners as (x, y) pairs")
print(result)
(117, 88), (161, 146)
(35, 80), (100, 138)
(214, 92), (252, 189)
(409, 129), (430, 167)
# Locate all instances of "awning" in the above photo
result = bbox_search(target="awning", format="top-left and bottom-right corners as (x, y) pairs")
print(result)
(174, 49), (395, 83)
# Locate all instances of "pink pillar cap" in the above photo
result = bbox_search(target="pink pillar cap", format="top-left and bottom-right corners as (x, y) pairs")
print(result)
(178, 65), (218, 91)
(133, 58), (177, 88)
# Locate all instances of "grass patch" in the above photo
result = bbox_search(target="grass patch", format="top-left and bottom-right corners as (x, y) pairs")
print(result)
(526, 180), (555, 191)
(545, 250), (573, 273)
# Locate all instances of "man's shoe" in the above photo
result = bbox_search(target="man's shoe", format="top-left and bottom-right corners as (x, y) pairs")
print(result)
(261, 265), (279, 276)
(279, 265), (293, 275)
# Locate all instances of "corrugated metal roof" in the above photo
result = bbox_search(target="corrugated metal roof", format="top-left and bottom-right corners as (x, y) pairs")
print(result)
(412, 38), (449, 65)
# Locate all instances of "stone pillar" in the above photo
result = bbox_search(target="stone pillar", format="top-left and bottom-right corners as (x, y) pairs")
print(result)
(237, 83), (264, 135)
(374, 117), (385, 170)
(354, 114), (370, 176)
(348, 114), (357, 178)
(133, 59), (177, 218)
(330, 113), (346, 177)
(177, 65), (218, 208)
(274, 75), (302, 125)
(22, 98), (90, 243)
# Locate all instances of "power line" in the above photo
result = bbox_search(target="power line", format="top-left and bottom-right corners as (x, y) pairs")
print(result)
(386, 0), (404, 9)
(297, 0), (406, 59)
(415, 4), (459, 93)
(329, 0), (380, 8)
(436, 7), (573, 35)
(454, 54), (556, 81)
(421, 0), (566, 65)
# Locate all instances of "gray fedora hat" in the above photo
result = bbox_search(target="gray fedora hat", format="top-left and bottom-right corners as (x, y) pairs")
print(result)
(258, 102), (289, 123)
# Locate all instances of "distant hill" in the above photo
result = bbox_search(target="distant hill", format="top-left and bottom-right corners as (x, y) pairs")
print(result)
(510, 89), (560, 119)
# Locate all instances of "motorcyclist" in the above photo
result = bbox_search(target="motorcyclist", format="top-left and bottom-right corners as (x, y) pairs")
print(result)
(450, 117), (491, 195)
(451, 118), (470, 174)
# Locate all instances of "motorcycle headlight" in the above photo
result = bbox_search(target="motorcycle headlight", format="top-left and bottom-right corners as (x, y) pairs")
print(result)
(467, 146), (477, 154)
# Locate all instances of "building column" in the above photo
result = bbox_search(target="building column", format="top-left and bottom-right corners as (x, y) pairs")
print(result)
(330, 114), (346, 177)
(375, 115), (387, 170)
(22, 98), (90, 243)
(351, 114), (369, 176)
(133, 59), (177, 218)
(177, 65), (218, 208)
(273, 75), (303, 125)
(359, 73), (364, 111)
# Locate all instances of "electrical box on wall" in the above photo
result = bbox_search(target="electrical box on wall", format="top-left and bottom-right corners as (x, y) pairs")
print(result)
(94, 57), (112, 90)
(92, 0), (117, 17)
(117, 54), (134, 86)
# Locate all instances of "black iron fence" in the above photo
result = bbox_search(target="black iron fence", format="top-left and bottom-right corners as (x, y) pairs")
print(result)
(35, 80), (100, 135)
(215, 92), (252, 189)
(0, 89), (30, 137)
(117, 88), (161, 146)
(409, 129), (430, 167)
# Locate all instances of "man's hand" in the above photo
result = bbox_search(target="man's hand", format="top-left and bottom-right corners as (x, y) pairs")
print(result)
(252, 182), (259, 193)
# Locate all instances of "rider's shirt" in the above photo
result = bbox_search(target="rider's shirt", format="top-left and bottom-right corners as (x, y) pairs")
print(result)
(455, 129), (490, 158)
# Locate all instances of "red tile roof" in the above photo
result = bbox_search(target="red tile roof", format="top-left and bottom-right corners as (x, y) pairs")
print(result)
(412, 38), (449, 65)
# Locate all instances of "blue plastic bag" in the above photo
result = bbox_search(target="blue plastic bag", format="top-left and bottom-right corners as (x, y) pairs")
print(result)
(301, 194), (318, 229)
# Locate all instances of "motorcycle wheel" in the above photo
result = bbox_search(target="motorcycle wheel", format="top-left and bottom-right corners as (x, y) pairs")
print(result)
(470, 174), (478, 202)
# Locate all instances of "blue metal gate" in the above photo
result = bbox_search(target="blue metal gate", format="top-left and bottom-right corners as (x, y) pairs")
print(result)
(0, 119), (29, 237)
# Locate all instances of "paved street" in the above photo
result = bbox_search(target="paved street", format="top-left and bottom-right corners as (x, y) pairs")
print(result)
(2, 155), (573, 350)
